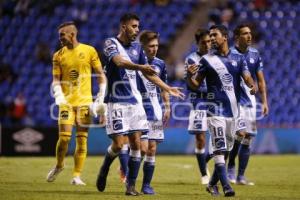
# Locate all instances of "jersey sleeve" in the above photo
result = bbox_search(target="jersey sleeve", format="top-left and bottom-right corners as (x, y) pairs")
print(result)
(90, 47), (102, 70)
(197, 57), (208, 76)
(241, 57), (250, 76)
(103, 39), (119, 62)
(138, 48), (147, 65)
(183, 56), (196, 80)
(52, 52), (61, 76)
(160, 61), (168, 84)
(256, 54), (264, 72)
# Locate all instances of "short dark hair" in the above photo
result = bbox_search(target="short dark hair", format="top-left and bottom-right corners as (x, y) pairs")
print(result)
(209, 24), (228, 37)
(120, 13), (140, 24)
(139, 30), (159, 46)
(233, 23), (251, 37)
(195, 28), (210, 43)
(58, 21), (76, 30)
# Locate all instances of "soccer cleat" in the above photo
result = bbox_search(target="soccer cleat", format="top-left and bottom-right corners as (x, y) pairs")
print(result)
(201, 175), (210, 185)
(141, 184), (155, 195)
(206, 184), (220, 196)
(223, 185), (235, 197)
(46, 167), (64, 182)
(118, 167), (127, 184)
(70, 176), (86, 186)
(125, 185), (140, 196)
(227, 166), (236, 184)
(236, 175), (255, 186)
(96, 166), (109, 192)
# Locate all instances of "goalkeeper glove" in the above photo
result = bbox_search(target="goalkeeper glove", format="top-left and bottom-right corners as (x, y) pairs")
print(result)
(53, 84), (67, 105)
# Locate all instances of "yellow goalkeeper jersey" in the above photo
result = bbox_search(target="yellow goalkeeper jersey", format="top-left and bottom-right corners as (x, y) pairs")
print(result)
(52, 43), (101, 106)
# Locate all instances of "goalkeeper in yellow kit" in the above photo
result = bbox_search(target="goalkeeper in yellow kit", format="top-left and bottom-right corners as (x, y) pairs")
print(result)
(46, 21), (106, 185)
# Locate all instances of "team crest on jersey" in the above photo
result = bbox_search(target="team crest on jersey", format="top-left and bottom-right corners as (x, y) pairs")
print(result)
(105, 39), (112, 46)
(249, 58), (255, 64)
(231, 60), (237, 67)
(221, 73), (233, 84)
(78, 52), (85, 59)
(131, 49), (138, 56)
(153, 65), (161, 75)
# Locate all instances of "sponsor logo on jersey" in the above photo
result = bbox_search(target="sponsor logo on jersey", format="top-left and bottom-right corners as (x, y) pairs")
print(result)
(221, 73), (233, 84)
(215, 138), (225, 149)
(113, 119), (123, 131)
(60, 111), (69, 120)
(69, 70), (79, 80)
(193, 120), (202, 129)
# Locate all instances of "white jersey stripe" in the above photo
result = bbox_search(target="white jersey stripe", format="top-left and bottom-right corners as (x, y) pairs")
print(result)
(204, 55), (239, 117)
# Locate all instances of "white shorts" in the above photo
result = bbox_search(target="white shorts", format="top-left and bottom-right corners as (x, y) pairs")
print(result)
(106, 103), (149, 136)
(208, 116), (246, 153)
(188, 110), (207, 133)
(147, 120), (164, 142)
(239, 105), (257, 135)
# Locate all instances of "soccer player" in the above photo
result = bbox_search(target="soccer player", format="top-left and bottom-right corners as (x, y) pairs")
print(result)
(227, 24), (269, 185)
(96, 13), (184, 196)
(184, 28), (211, 185)
(187, 25), (257, 197)
(46, 21), (107, 185)
(136, 30), (171, 195)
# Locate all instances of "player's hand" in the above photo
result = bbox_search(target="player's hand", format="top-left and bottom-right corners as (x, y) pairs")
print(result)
(99, 113), (106, 127)
(262, 102), (269, 116)
(249, 84), (257, 95)
(163, 109), (171, 127)
(187, 64), (198, 77)
(90, 94), (107, 117)
(140, 65), (157, 76)
(53, 85), (67, 105)
(168, 87), (185, 100)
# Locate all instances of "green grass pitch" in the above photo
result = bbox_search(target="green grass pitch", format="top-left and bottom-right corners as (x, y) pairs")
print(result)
(0, 155), (300, 200)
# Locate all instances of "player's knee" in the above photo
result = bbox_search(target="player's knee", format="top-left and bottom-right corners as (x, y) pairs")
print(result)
(59, 133), (71, 144)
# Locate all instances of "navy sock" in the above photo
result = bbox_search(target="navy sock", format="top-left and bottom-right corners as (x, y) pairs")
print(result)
(215, 163), (230, 188)
(238, 144), (250, 177)
(196, 153), (207, 176)
(228, 140), (241, 168)
(206, 153), (213, 163)
(100, 151), (117, 175)
(127, 156), (141, 186)
(209, 167), (219, 186)
(119, 150), (129, 176)
(142, 161), (155, 186)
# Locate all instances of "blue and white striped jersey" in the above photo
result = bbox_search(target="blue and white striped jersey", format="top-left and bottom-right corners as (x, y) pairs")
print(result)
(103, 37), (147, 104)
(198, 50), (250, 117)
(231, 46), (264, 107)
(137, 57), (167, 121)
(184, 52), (207, 110)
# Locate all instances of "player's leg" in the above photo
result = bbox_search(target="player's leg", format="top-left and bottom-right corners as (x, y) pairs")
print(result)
(227, 132), (244, 183)
(96, 103), (127, 192)
(47, 105), (74, 182)
(96, 134), (124, 191)
(195, 132), (210, 184)
(207, 117), (234, 197)
(70, 105), (91, 185)
(141, 140), (156, 194)
(125, 103), (149, 196)
(126, 131), (142, 196)
(236, 134), (254, 185)
(118, 136), (129, 183)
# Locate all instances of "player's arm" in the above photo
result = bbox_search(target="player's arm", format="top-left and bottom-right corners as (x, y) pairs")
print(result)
(186, 64), (202, 90)
(112, 55), (156, 76)
(52, 53), (67, 105)
(241, 58), (257, 95)
(143, 73), (185, 99)
(161, 90), (171, 126)
(257, 71), (269, 115)
(91, 48), (107, 117)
